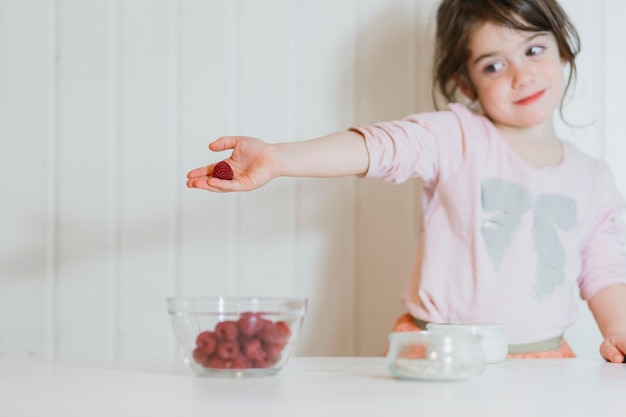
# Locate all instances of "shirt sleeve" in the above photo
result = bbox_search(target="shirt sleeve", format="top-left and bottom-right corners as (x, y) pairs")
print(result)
(578, 160), (626, 300)
(348, 106), (468, 186)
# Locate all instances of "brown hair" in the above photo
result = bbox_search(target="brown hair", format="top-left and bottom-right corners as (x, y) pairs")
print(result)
(433, 0), (580, 109)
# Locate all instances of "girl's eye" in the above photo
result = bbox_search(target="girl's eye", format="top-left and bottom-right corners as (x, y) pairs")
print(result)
(527, 45), (545, 56)
(484, 62), (504, 74)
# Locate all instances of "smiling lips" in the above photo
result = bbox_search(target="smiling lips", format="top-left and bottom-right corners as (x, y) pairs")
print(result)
(514, 89), (546, 106)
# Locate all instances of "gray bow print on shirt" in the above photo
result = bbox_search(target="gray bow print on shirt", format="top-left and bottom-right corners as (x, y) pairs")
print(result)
(481, 178), (577, 301)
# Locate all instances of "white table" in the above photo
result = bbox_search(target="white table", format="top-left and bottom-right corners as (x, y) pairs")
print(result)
(1, 356), (624, 417)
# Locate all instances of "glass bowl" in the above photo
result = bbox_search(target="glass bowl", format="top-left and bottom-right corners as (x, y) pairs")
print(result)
(426, 323), (507, 364)
(386, 331), (485, 381)
(167, 296), (307, 378)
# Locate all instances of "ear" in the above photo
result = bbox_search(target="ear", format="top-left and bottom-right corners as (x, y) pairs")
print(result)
(457, 74), (476, 101)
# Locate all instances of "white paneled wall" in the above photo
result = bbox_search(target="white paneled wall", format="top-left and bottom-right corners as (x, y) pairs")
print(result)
(0, 0), (624, 360)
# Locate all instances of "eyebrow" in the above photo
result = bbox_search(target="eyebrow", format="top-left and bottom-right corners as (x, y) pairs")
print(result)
(471, 32), (550, 67)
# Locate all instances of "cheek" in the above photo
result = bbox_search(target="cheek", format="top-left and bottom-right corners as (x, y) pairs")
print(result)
(555, 69), (567, 92)
(544, 67), (567, 104)
(475, 81), (506, 105)
(547, 62), (567, 87)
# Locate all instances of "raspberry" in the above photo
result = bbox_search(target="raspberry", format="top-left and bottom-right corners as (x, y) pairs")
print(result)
(207, 355), (232, 369)
(263, 340), (286, 359)
(192, 347), (211, 366)
(258, 319), (276, 341)
(265, 355), (281, 367)
(193, 313), (293, 371)
(213, 161), (234, 180)
(238, 312), (264, 336)
(242, 338), (267, 361)
(196, 331), (217, 355)
(217, 340), (240, 359)
(237, 334), (252, 348)
(251, 359), (268, 369)
(232, 355), (251, 369)
(274, 321), (291, 343)
(215, 320), (239, 341)
(251, 356), (280, 369)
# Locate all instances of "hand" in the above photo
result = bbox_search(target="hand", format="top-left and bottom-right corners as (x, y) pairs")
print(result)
(599, 334), (626, 363)
(186, 136), (280, 192)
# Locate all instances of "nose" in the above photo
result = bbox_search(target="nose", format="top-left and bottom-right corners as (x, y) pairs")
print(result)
(511, 63), (534, 89)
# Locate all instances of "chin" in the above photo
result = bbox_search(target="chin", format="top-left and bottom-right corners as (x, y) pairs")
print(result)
(509, 109), (554, 128)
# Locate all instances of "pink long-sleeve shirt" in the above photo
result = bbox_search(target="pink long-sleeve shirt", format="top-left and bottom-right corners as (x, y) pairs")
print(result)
(351, 103), (626, 344)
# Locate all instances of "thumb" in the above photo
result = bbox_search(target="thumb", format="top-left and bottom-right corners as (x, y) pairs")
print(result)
(600, 337), (626, 363)
(209, 136), (242, 152)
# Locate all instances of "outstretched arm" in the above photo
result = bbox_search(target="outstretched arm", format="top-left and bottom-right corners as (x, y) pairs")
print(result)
(186, 131), (369, 192)
(588, 283), (626, 363)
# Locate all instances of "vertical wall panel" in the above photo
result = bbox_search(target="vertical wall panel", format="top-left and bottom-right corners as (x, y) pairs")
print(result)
(565, 0), (626, 359)
(0, 0), (51, 357)
(237, 0), (297, 297)
(56, 0), (111, 358)
(603, 1), (626, 195)
(104, 0), (120, 359)
(116, 0), (175, 358)
(413, 0), (438, 113)
(354, 0), (421, 356)
(555, 0), (604, 158)
(557, 0), (606, 359)
(178, 1), (238, 298)
(165, 0), (181, 324)
(295, 0), (358, 356)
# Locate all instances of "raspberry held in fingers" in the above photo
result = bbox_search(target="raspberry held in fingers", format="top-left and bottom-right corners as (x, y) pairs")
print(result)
(213, 161), (234, 180)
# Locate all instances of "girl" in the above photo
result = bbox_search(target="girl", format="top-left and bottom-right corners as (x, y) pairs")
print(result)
(187, 0), (626, 362)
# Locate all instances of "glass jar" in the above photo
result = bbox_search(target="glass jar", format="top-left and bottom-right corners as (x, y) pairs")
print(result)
(386, 331), (485, 381)
(426, 323), (508, 364)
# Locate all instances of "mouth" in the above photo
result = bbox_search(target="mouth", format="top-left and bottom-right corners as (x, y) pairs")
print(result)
(514, 89), (546, 106)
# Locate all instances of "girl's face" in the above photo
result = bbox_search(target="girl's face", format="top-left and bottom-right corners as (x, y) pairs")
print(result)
(462, 22), (566, 130)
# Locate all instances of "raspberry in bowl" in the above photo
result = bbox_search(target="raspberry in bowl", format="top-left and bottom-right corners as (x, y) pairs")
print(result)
(167, 296), (307, 377)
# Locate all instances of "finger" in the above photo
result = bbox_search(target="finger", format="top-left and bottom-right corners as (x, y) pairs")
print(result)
(186, 177), (243, 192)
(209, 136), (240, 152)
(187, 166), (212, 180)
(186, 178), (227, 192)
(611, 337), (626, 363)
(600, 339), (626, 363)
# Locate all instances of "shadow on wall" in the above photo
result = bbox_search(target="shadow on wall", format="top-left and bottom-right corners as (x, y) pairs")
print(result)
(296, 2), (435, 357)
